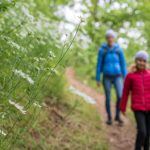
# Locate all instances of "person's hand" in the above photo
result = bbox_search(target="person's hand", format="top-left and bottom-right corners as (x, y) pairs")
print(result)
(97, 82), (101, 87)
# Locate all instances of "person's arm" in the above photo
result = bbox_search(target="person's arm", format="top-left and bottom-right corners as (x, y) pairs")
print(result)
(120, 74), (131, 113)
(119, 48), (127, 78)
(96, 47), (103, 82)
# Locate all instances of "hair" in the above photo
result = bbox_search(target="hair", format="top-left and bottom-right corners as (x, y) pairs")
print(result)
(128, 61), (149, 73)
(128, 64), (137, 73)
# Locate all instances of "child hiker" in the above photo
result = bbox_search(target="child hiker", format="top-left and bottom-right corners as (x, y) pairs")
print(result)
(120, 51), (150, 150)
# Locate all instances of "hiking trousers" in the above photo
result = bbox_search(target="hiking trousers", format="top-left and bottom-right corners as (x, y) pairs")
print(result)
(103, 75), (123, 120)
(134, 111), (150, 150)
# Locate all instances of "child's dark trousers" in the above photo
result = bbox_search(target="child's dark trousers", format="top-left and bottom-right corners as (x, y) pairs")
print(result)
(134, 111), (150, 150)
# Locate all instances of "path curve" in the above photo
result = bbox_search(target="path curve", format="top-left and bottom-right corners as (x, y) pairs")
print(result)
(66, 67), (135, 150)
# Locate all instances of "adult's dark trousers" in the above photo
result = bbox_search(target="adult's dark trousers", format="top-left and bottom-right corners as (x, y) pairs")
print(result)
(134, 111), (150, 150)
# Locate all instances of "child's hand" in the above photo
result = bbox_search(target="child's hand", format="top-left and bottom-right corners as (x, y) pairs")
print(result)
(122, 112), (126, 116)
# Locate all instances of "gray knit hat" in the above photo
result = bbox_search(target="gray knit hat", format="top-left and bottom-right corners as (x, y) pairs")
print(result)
(105, 29), (116, 38)
(135, 50), (149, 62)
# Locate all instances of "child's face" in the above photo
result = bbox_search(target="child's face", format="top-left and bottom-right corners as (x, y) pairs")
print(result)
(135, 58), (147, 70)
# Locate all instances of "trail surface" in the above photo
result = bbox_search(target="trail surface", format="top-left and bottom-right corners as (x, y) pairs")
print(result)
(66, 67), (136, 150)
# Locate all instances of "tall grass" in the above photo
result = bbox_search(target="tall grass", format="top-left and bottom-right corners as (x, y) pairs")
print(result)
(0, 1), (82, 149)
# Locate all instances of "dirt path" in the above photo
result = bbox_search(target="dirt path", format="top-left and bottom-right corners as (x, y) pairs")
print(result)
(66, 67), (136, 150)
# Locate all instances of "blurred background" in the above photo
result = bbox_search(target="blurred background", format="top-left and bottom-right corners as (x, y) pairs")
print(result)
(0, 0), (149, 149)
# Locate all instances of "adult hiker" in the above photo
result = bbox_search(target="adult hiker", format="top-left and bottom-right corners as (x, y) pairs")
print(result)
(120, 51), (150, 150)
(96, 29), (127, 125)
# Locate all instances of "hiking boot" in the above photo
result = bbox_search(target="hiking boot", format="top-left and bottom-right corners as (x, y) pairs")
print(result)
(115, 117), (124, 125)
(106, 119), (112, 125)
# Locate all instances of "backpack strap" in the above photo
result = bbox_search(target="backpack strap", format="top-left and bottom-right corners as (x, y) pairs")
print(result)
(103, 47), (107, 56)
(115, 46), (120, 55)
(101, 47), (108, 67)
(102, 46), (120, 65)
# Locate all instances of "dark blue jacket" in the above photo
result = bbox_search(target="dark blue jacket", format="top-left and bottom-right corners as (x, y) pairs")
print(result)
(96, 43), (127, 81)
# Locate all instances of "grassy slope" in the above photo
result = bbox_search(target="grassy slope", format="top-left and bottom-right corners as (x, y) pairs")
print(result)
(16, 93), (109, 150)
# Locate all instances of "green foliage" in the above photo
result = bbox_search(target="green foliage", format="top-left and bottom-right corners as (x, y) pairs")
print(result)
(1, 0), (150, 149)
(69, 0), (150, 85)
(0, 0), (16, 12)
(0, 0), (72, 149)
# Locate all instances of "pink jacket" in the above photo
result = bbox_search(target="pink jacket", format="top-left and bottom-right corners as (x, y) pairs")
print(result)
(120, 70), (150, 112)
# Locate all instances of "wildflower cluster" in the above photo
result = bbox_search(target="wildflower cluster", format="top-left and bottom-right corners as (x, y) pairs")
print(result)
(0, 0), (66, 149)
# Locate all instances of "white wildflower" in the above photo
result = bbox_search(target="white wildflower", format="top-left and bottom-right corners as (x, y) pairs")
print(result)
(69, 86), (96, 104)
(9, 9), (17, 17)
(50, 68), (58, 75)
(49, 51), (56, 58)
(8, 40), (20, 50)
(4, 36), (26, 52)
(9, 100), (27, 115)
(21, 6), (34, 21)
(36, 20), (43, 32)
(0, 112), (6, 119)
(33, 102), (42, 108)
(0, 129), (7, 136)
(20, 30), (28, 38)
(14, 69), (34, 85)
